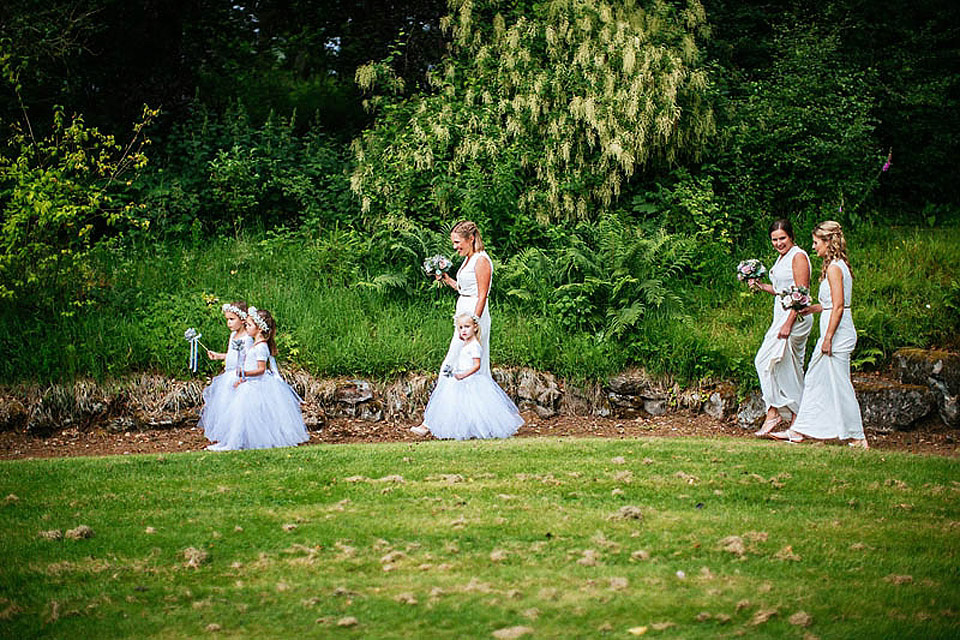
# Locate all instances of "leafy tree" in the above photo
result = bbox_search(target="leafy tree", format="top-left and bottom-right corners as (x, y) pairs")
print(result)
(0, 48), (155, 305)
(352, 0), (716, 225)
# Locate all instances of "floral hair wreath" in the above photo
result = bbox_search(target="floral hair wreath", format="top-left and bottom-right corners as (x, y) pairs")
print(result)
(452, 313), (481, 325)
(247, 307), (270, 334)
(221, 303), (248, 319)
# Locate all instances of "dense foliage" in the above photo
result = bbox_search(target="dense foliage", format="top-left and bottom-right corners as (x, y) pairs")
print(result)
(352, 0), (715, 224)
(0, 0), (958, 384)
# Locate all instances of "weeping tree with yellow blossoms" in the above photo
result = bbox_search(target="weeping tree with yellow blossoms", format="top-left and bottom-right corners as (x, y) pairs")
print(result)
(351, 0), (715, 228)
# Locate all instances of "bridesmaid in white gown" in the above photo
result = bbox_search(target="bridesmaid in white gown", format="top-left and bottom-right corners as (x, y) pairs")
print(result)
(772, 221), (868, 448)
(411, 220), (512, 437)
(750, 219), (813, 436)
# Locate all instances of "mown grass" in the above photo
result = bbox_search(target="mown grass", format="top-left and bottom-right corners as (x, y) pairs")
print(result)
(1, 438), (958, 638)
(1, 225), (958, 385)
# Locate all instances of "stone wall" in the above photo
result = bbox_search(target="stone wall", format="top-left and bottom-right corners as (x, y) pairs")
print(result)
(1, 349), (957, 435)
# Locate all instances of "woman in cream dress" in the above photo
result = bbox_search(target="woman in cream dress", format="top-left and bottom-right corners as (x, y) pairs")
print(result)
(750, 219), (813, 436)
(772, 221), (868, 448)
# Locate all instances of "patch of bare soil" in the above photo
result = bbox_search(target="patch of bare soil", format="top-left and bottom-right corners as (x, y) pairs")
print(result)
(0, 411), (955, 460)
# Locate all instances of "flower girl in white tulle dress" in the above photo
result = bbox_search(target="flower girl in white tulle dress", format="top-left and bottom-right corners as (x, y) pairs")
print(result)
(200, 301), (253, 445)
(417, 313), (523, 440)
(207, 307), (309, 451)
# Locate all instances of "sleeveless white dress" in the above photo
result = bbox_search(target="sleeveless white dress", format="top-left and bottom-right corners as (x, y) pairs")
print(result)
(754, 245), (813, 416)
(216, 342), (309, 450)
(422, 339), (523, 440)
(200, 331), (253, 442)
(791, 260), (865, 441)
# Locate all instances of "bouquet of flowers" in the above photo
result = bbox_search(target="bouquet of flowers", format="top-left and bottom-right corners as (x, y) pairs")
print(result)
(779, 285), (812, 322)
(736, 259), (767, 283)
(441, 364), (455, 378)
(423, 254), (453, 278)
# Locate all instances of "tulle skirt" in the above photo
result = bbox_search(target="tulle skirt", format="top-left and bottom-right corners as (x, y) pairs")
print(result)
(216, 374), (309, 450)
(423, 372), (523, 440)
(199, 370), (240, 443)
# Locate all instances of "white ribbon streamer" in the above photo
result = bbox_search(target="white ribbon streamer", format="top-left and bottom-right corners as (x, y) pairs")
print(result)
(183, 328), (209, 373)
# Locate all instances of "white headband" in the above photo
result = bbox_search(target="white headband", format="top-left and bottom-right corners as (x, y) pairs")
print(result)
(247, 307), (270, 333)
(221, 303), (247, 319)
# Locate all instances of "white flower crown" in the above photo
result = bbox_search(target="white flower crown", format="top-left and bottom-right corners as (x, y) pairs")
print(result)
(453, 313), (481, 325)
(247, 307), (270, 334)
(221, 303), (248, 319)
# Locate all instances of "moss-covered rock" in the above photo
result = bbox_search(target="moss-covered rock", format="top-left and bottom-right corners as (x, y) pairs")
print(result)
(892, 348), (960, 427)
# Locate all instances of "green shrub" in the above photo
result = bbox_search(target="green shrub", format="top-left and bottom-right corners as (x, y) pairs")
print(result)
(140, 105), (359, 238)
(0, 87), (155, 305)
(714, 20), (880, 229)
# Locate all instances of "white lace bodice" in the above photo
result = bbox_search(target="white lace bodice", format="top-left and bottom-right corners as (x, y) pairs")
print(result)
(243, 342), (272, 384)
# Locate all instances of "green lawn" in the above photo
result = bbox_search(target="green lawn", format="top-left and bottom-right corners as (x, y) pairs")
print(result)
(1, 437), (958, 639)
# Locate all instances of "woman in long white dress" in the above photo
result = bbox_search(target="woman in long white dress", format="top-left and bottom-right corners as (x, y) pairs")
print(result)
(772, 221), (868, 448)
(412, 220), (522, 437)
(750, 219), (813, 436)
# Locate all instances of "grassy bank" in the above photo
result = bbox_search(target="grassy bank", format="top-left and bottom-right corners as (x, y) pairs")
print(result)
(1, 438), (958, 638)
(2, 225), (958, 385)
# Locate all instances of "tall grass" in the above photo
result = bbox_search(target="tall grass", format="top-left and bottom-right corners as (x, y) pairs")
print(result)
(1, 225), (958, 384)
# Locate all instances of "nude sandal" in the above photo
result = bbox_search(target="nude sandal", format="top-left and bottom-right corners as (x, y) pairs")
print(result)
(755, 415), (783, 437)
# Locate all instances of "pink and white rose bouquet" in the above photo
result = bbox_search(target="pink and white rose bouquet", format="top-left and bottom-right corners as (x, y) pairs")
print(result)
(423, 254), (453, 278)
(736, 259), (767, 283)
(779, 285), (812, 321)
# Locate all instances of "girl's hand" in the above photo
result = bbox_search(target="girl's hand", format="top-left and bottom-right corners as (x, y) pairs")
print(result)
(748, 278), (758, 291)
(821, 336), (833, 356)
(233, 379), (242, 388)
(800, 304), (821, 316)
(206, 349), (216, 359)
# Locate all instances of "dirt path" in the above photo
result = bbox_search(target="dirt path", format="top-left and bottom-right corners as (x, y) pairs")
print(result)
(0, 412), (956, 460)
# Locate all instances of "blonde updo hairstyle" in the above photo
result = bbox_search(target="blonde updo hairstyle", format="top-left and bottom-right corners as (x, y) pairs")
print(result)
(452, 220), (485, 253)
(813, 220), (853, 282)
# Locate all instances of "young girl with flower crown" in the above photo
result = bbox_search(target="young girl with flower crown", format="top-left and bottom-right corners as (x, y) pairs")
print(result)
(416, 313), (523, 440)
(199, 301), (254, 446)
(207, 307), (309, 451)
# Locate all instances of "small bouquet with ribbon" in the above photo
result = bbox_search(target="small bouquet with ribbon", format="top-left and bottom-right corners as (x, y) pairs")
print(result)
(736, 259), (767, 284)
(779, 285), (812, 322)
(423, 254), (453, 278)
(441, 364), (455, 378)
(183, 328), (211, 372)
